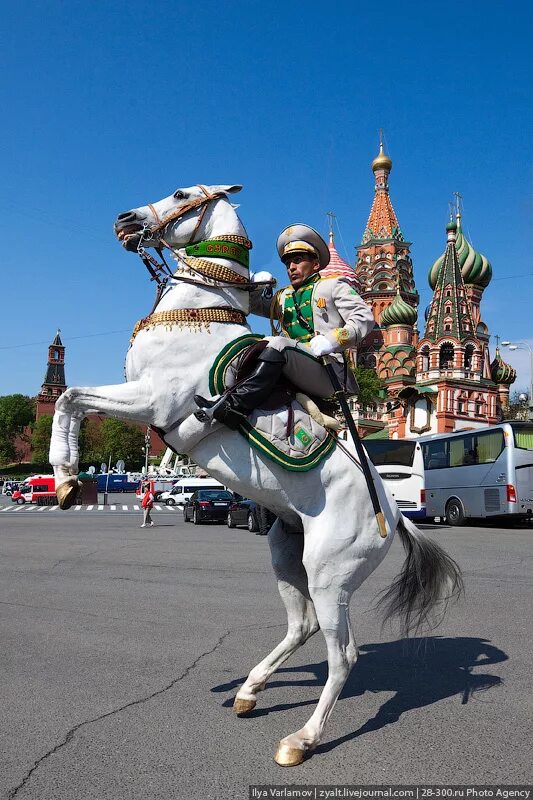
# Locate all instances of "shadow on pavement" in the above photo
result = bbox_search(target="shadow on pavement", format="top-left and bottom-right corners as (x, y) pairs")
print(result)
(213, 636), (507, 745)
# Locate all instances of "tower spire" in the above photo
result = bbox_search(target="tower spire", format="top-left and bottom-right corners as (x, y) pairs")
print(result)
(326, 210), (336, 244)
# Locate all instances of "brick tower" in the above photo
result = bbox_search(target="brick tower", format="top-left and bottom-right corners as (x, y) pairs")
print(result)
(36, 330), (67, 419)
(354, 136), (419, 435)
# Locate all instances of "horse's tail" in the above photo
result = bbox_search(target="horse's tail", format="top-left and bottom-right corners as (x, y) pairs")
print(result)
(377, 514), (463, 635)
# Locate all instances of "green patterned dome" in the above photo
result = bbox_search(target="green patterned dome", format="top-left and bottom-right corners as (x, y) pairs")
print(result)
(380, 291), (418, 327)
(429, 214), (492, 289)
(490, 347), (517, 385)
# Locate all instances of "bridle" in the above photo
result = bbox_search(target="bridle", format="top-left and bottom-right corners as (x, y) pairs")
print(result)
(129, 185), (276, 340)
(134, 184), (273, 293)
(145, 184), (226, 244)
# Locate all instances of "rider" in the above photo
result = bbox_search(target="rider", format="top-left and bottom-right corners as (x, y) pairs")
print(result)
(195, 224), (375, 430)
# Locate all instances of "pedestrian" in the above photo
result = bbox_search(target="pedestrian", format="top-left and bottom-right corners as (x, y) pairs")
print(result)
(140, 483), (155, 527)
(195, 224), (375, 429)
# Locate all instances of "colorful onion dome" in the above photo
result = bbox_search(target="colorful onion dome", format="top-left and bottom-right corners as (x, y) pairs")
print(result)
(490, 347), (517, 385)
(322, 231), (359, 286)
(429, 213), (492, 289)
(380, 290), (418, 327)
(372, 141), (392, 173)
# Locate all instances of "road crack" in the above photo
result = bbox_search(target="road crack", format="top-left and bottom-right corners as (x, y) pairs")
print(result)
(6, 628), (236, 799)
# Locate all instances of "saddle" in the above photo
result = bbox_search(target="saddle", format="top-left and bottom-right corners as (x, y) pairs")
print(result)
(208, 334), (340, 473)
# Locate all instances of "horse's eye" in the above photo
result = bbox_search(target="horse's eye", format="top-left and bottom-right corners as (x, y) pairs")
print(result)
(173, 190), (186, 200)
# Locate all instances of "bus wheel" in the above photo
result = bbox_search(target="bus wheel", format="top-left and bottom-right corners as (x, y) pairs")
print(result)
(445, 498), (466, 526)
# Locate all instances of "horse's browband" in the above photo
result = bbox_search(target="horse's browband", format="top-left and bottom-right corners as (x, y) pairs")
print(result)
(131, 308), (247, 342)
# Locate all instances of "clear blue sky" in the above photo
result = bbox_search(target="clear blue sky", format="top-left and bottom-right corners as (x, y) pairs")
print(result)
(1, 0), (532, 396)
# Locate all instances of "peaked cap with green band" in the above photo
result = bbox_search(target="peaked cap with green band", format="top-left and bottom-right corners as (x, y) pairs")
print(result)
(277, 224), (330, 269)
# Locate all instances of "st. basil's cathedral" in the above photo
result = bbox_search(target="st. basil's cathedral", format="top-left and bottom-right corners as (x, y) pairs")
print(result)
(326, 137), (516, 439)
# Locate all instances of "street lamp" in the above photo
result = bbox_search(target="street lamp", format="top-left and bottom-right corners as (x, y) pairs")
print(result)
(502, 341), (533, 421)
(144, 428), (151, 474)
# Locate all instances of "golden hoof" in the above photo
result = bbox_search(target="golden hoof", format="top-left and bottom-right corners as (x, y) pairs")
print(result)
(56, 479), (81, 510)
(274, 743), (306, 767)
(233, 697), (256, 716)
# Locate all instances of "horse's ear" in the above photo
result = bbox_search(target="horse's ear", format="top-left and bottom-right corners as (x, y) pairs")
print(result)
(215, 184), (242, 195)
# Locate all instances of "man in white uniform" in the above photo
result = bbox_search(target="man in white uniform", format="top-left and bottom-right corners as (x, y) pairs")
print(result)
(195, 224), (375, 429)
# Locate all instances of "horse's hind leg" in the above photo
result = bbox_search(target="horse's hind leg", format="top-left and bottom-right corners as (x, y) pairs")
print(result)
(274, 583), (358, 766)
(233, 519), (319, 715)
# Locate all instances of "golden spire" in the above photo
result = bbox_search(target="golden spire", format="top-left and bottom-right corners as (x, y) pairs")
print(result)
(372, 129), (393, 173)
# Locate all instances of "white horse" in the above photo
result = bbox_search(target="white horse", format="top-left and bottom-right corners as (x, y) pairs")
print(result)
(49, 183), (462, 766)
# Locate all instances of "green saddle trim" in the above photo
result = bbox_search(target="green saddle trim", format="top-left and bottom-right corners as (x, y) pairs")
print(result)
(185, 239), (250, 268)
(209, 333), (264, 395)
(209, 333), (335, 472)
(236, 417), (336, 472)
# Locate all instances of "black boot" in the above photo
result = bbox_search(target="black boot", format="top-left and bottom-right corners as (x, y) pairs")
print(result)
(195, 348), (285, 430)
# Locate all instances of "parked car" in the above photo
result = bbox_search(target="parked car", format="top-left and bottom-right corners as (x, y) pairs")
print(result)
(227, 498), (276, 534)
(183, 489), (234, 524)
(1, 481), (18, 496)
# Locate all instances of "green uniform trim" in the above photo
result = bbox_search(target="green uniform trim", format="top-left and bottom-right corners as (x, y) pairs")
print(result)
(185, 239), (250, 268)
(282, 274), (319, 342)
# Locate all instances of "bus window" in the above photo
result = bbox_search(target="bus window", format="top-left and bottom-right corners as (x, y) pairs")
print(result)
(363, 440), (416, 467)
(422, 442), (448, 470)
(475, 429), (504, 463)
(513, 426), (533, 450)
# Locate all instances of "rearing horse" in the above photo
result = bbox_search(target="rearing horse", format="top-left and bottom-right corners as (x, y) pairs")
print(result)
(49, 183), (462, 766)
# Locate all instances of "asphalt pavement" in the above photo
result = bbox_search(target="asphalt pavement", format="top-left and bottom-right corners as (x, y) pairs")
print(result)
(0, 509), (531, 799)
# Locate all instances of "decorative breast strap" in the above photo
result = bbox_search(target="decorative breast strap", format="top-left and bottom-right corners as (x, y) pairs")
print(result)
(131, 308), (247, 342)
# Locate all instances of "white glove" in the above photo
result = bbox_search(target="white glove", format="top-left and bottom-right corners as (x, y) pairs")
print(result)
(309, 334), (337, 357)
(250, 270), (276, 286)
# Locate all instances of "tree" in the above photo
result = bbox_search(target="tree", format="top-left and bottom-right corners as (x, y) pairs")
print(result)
(84, 419), (145, 468)
(351, 366), (384, 408)
(0, 395), (35, 464)
(502, 391), (530, 421)
(31, 415), (53, 462)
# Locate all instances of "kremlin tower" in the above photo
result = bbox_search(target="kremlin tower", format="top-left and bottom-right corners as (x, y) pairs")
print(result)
(36, 330), (67, 419)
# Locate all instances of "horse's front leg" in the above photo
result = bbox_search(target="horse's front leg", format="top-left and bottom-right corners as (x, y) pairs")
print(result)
(50, 380), (154, 508)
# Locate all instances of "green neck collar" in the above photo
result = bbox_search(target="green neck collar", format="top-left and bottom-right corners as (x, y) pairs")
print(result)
(185, 239), (250, 269)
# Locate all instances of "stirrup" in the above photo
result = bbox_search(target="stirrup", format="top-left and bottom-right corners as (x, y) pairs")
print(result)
(193, 394), (245, 430)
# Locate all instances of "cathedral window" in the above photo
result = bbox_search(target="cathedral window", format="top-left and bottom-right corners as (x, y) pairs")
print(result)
(420, 346), (430, 371)
(439, 343), (454, 369)
(464, 344), (475, 369)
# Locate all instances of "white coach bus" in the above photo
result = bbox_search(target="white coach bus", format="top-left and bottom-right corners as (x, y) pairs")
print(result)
(416, 422), (533, 525)
(363, 438), (426, 520)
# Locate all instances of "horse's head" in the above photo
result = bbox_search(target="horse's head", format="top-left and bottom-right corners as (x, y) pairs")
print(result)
(114, 183), (243, 252)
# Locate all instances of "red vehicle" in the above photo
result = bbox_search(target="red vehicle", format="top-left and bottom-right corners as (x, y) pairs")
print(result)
(11, 475), (57, 505)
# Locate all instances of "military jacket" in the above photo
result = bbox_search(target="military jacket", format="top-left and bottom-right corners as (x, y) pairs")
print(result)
(250, 274), (375, 356)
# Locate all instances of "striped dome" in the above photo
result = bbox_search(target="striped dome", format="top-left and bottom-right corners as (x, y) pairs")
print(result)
(380, 291), (418, 327)
(429, 214), (492, 290)
(322, 232), (359, 286)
